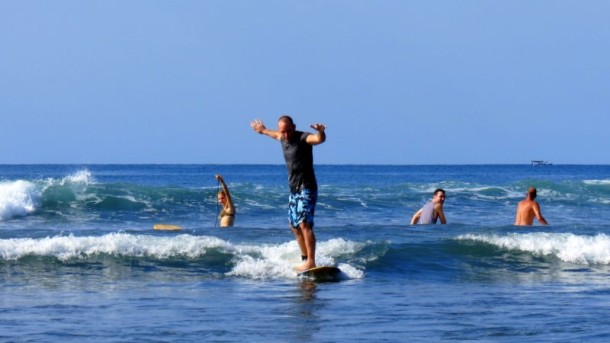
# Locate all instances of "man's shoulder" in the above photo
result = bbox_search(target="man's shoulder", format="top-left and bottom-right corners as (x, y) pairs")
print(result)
(518, 199), (536, 209)
(295, 131), (311, 143)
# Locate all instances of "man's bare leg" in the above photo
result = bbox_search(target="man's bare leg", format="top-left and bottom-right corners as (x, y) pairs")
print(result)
(291, 226), (307, 258)
(294, 222), (316, 272)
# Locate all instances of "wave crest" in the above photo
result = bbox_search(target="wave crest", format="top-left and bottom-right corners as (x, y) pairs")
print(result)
(0, 233), (366, 280)
(0, 233), (230, 261)
(0, 180), (40, 220)
(60, 169), (96, 186)
(457, 232), (610, 265)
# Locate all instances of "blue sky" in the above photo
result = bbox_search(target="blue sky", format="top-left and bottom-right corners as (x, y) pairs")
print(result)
(1, 1), (609, 164)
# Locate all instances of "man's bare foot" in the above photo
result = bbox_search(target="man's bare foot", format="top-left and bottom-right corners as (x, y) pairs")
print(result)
(294, 261), (316, 272)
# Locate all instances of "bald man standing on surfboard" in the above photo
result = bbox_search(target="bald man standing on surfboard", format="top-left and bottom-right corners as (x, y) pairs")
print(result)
(250, 115), (326, 272)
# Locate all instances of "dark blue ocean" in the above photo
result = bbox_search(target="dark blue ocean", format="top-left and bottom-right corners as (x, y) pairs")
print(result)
(2, 164), (610, 342)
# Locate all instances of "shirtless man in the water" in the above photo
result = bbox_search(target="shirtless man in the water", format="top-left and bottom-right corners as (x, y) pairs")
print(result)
(515, 187), (548, 226)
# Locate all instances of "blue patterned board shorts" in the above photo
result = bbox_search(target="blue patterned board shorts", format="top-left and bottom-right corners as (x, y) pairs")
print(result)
(288, 188), (318, 228)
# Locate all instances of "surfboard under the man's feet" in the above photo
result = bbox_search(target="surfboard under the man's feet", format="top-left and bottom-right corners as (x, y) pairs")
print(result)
(297, 266), (341, 282)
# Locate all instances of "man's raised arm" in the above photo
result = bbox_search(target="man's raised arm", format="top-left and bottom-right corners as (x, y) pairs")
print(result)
(306, 123), (326, 145)
(251, 119), (282, 140)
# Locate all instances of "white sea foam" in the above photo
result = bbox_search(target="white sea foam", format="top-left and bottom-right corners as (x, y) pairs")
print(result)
(336, 196), (368, 208)
(583, 179), (610, 185)
(42, 169), (95, 188)
(61, 169), (96, 185)
(458, 232), (610, 265)
(0, 180), (40, 220)
(413, 183), (523, 201)
(243, 198), (277, 210)
(0, 233), (230, 260)
(0, 233), (366, 280)
(226, 237), (366, 280)
(0, 170), (96, 221)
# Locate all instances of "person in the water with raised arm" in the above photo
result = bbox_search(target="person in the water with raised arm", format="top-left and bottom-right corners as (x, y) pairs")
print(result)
(250, 115), (326, 272)
(216, 174), (235, 227)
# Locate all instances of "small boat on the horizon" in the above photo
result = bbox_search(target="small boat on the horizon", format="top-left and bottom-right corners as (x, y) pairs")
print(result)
(531, 160), (552, 166)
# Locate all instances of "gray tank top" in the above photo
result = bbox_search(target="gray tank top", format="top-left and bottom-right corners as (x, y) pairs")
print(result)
(418, 201), (437, 224)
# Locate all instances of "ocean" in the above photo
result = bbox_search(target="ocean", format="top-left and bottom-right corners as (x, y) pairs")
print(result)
(2, 164), (610, 342)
